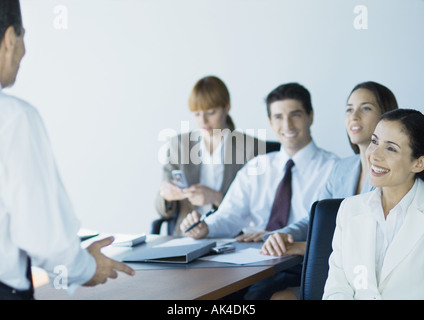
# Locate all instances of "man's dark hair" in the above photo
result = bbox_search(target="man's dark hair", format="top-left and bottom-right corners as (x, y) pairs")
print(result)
(0, 0), (23, 45)
(265, 82), (313, 118)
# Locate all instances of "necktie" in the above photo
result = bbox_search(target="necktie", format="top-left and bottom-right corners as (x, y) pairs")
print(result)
(266, 159), (295, 231)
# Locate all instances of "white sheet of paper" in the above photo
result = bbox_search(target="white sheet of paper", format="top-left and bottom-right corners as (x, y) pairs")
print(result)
(199, 248), (280, 265)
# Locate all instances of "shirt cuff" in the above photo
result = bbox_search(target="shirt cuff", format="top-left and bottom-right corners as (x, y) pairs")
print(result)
(49, 248), (96, 295)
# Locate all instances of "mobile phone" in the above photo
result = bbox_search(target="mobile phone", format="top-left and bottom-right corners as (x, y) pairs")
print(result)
(211, 245), (236, 254)
(171, 170), (189, 189)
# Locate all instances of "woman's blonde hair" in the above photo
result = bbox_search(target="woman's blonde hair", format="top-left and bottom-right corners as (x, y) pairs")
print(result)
(188, 76), (235, 130)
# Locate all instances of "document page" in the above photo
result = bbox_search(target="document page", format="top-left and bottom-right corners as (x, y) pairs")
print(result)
(199, 248), (280, 265)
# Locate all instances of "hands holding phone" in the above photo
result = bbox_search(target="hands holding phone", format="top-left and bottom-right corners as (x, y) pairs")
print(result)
(160, 181), (187, 201)
(161, 182), (223, 206)
(160, 170), (223, 207)
(184, 184), (223, 207)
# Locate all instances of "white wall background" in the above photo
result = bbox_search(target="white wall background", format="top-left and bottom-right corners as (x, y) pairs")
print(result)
(5, 0), (424, 234)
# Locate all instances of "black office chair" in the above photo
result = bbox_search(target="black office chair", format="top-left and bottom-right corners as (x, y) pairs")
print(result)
(150, 204), (179, 235)
(264, 140), (281, 153)
(299, 198), (344, 300)
(150, 140), (282, 235)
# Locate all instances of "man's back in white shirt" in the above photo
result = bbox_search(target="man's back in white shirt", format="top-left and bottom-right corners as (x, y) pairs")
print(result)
(0, 89), (96, 291)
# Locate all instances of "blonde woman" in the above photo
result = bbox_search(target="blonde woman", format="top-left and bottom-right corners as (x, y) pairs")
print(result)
(156, 76), (264, 235)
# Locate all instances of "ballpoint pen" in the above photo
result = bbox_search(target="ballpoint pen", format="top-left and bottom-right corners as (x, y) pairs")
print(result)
(184, 209), (216, 233)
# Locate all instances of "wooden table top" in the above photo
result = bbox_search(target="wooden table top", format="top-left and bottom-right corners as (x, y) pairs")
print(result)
(35, 265), (276, 300)
(34, 235), (302, 300)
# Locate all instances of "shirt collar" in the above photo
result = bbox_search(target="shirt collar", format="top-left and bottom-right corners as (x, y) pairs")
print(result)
(368, 179), (418, 219)
(397, 179), (418, 215)
(275, 140), (318, 173)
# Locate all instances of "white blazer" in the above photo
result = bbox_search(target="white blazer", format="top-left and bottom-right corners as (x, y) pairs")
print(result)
(323, 179), (424, 300)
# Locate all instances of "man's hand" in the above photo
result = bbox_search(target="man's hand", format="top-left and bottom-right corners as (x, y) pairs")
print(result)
(260, 233), (306, 257)
(84, 237), (135, 286)
(179, 210), (209, 239)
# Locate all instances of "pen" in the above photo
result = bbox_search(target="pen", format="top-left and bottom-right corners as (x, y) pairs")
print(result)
(184, 209), (216, 233)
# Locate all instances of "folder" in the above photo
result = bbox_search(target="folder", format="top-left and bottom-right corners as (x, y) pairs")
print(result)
(78, 230), (146, 247)
(111, 233), (146, 247)
(122, 238), (216, 264)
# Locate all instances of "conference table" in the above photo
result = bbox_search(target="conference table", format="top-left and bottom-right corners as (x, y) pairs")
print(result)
(35, 235), (303, 300)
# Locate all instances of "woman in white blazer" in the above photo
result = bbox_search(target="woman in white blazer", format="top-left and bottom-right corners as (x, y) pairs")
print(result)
(269, 82), (398, 300)
(323, 109), (424, 300)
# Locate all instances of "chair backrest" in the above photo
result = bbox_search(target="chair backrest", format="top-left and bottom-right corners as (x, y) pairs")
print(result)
(150, 206), (180, 235)
(265, 140), (281, 153)
(299, 198), (344, 300)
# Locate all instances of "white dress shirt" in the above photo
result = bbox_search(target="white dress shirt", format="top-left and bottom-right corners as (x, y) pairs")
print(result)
(197, 131), (227, 215)
(369, 181), (417, 284)
(205, 140), (338, 238)
(0, 86), (95, 291)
